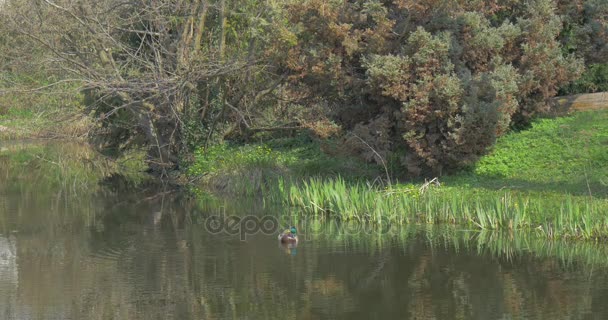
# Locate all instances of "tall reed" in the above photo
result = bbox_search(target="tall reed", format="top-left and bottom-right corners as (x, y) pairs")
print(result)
(271, 176), (608, 240)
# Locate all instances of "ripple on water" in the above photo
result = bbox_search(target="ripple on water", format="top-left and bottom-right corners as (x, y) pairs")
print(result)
(91, 247), (126, 265)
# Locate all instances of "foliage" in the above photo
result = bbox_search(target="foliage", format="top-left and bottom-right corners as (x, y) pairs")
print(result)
(559, 63), (608, 95)
(274, 175), (608, 240)
(2, 0), (290, 174)
(0, 102), (89, 140)
(189, 144), (278, 176)
(282, 0), (584, 176)
(555, 0), (608, 95)
(188, 135), (382, 194)
(557, 0), (608, 64)
(250, 109), (608, 240)
(1, 0), (606, 178)
(0, 107), (33, 120)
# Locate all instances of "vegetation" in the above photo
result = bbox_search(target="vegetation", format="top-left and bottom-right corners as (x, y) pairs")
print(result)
(559, 63), (608, 95)
(283, 0), (584, 175)
(1, 0), (606, 177)
(455, 110), (608, 197)
(187, 136), (381, 195)
(0, 105), (89, 140)
(3, 2), (608, 314)
(187, 110), (608, 240)
(280, 179), (608, 240)
(0, 74), (88, 139)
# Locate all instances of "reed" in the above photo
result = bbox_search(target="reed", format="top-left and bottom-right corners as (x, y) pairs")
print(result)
(272, 176), (608, 241)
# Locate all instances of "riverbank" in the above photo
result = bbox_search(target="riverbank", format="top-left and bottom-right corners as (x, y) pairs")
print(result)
(0, 87), (90, 140)
(189, 110), (608, 240)
(3, 89), (607, 240)
(0, 108), (90, 140)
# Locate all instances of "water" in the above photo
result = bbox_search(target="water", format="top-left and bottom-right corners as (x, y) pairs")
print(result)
(1, 141), (608, 319)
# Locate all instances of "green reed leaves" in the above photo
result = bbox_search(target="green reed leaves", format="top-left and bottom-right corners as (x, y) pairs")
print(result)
(272, 176), (608, 241)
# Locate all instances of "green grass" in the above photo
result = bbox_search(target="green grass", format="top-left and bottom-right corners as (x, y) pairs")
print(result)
(0, 107), (35, 120)
(446, 110), (608, 197)
(188, 110), (608, 240)
(0, 77), (89, 139)
(188, 135), (381, 195)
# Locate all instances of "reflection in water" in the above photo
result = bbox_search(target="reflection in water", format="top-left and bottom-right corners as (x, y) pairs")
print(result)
(0, 235), (18, 318)
(280, 242), (298, 256)
(1, 141), (608, 319)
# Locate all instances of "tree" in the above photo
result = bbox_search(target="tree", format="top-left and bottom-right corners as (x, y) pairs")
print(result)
(2, 0), (595, 178)
(3, 0), (288, 175)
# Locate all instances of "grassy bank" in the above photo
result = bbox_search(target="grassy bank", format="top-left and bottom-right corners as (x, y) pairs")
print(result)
(0, 106), (90, 140)
(279, 177), (607, 239)
(190, 110), (608, 240)
(187, 137), (382, 195)
(0, 78), (90, 140)
(447, 110), (608, 197)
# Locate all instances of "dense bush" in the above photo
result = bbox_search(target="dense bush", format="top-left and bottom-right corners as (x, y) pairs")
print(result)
(282, 0), (585, 176)
(559, 63), (608, 95)
(558, 0), (608, 64)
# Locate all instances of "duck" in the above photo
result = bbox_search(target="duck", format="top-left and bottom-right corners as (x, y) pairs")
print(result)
(278, 226), (298, 244)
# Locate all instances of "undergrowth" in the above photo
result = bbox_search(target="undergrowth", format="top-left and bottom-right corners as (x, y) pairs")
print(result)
(188, 111), (608, 240)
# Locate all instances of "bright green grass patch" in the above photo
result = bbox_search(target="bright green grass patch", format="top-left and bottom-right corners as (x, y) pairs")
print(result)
(0, 107), (35, 120)
(189, 144), (280, 175)
(446, 110), (608, 197)
(189, 137), (379, 178)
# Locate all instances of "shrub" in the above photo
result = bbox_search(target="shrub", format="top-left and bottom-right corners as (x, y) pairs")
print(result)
(284, 0), (583, 176)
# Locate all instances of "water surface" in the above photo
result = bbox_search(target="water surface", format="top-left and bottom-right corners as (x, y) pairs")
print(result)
(1, 141), (608, 319)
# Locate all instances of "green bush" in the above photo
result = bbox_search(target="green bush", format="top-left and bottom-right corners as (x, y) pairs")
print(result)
(560, 63), (608, 95)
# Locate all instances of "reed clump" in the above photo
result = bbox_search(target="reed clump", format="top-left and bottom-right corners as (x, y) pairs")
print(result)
(272, 176), (608, 241)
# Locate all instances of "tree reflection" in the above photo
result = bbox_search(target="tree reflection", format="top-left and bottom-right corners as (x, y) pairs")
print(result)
(2, 142), (608, 319)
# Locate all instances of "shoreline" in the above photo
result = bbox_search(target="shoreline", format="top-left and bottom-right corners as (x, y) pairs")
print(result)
(188, 110), (608, 241)
(2, 109), (607, 241)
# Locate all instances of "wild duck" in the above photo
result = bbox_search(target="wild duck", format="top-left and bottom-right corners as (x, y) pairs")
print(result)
(278, 226), (298, 244)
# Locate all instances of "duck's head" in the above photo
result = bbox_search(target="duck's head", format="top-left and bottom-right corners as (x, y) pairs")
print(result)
(290, 226), (297, 235)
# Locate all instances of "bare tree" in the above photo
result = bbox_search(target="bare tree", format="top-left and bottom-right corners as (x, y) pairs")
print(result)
(2, 0), (286, 176)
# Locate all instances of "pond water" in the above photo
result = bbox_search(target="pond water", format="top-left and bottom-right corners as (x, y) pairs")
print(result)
(1, 141), (608, 320)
